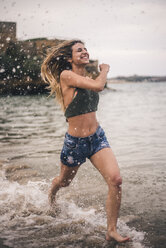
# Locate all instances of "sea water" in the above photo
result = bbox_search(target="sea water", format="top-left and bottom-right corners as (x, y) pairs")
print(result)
(0, 82), (165, 248)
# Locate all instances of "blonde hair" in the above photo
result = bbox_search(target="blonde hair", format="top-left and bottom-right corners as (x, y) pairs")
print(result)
(41, 39), (84, 110)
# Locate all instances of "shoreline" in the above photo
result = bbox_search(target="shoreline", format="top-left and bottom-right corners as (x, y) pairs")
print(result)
(107, 79), (166, 84)
(0, 79), (165, 96)
(0, 79), (49, 95)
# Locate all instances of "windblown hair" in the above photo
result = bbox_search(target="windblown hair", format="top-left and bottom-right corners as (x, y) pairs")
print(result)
(41, 39), (84, 110)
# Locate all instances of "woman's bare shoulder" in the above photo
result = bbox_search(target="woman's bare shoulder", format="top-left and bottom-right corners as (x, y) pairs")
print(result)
(60, 70), (75, 81)
(60, 70), (82, 87)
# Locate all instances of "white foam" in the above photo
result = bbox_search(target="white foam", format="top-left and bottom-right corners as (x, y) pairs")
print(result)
(0, 178), (49, 222)
(0, 178), (146, 248)
(58, 200), (146, 247)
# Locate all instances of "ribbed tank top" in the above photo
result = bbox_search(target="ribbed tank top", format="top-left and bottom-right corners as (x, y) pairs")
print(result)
(64, 88), (99, 118)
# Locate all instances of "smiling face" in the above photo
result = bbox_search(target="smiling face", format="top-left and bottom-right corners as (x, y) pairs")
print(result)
(70, 42), (89, 65)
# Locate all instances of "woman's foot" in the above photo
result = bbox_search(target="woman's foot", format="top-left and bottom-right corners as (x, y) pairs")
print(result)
(106, 230), (130, 243)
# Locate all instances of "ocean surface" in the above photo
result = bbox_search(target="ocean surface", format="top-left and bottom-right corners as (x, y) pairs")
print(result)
(0, 82), (165, 248)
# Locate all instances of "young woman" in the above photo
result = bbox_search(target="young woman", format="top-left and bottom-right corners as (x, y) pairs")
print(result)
(41, 40), (130, 243)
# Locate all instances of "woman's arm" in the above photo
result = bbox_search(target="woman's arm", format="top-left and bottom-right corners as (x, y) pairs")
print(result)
(60, 64), (110, 92)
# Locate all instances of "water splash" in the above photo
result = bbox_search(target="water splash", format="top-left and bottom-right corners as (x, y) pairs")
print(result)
(0, 177), (146, 248)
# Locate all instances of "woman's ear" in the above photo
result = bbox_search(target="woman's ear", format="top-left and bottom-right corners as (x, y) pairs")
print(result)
(68, 58), (72, 63)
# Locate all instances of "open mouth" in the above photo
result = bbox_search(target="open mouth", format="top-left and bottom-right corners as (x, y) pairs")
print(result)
(81, 54), (89, 59)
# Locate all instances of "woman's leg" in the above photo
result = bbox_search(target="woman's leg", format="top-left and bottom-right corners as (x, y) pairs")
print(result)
(49, 162), (80, 205)
(90, 148), (130, 243)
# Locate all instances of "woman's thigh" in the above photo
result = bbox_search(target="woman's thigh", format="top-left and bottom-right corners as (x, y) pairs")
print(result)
(90, 148), (121, 185)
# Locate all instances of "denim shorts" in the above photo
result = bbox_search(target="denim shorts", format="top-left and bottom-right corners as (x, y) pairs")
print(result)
(60, 125), (110, 167)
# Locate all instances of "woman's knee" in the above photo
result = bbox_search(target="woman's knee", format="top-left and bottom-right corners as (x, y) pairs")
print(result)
(52, 176), (71, 188)
(107, 175), (122, 187)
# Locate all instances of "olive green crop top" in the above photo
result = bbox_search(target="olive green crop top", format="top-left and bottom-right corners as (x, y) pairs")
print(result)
(64, 88), (99, 118)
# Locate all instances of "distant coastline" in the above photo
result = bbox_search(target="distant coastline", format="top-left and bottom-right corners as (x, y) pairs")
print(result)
(107, 75), (166, 83)
(108, 75), (166, 84)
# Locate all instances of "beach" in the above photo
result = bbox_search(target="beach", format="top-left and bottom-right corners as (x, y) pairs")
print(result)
(0, 82), (165, 248)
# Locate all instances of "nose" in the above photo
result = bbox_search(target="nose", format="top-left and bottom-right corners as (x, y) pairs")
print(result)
(82, 49), (89, 56)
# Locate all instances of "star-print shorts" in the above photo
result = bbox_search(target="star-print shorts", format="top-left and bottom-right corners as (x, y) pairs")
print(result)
(60, 125), (110, 167)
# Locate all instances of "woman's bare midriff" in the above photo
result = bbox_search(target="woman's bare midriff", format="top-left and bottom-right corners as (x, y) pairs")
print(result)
(67, 112), (99, 137)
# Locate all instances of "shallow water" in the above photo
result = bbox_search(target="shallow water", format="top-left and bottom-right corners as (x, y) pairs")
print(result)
(0, 82), (166, 248)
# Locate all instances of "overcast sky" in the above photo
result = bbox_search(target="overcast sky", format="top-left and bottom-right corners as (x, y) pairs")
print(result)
(1, 0), (166, 77)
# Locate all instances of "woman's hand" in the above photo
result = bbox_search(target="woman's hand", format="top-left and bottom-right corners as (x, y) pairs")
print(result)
(99, 64), (110, 73)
